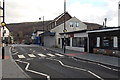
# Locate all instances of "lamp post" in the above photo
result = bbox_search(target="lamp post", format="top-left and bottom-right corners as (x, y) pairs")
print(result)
(39, 16), (44, 46)
(39, 16), (44, 31)
(63, 0), (66, 53)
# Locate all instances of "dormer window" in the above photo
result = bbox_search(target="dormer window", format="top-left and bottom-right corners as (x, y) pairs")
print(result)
(75, 22), (79, 27)
(70, 22), (74, 27)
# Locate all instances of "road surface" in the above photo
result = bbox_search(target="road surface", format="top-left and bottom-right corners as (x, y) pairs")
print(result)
(10, 45), (119, 80)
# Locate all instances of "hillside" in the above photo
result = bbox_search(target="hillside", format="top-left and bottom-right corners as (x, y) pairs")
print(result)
(6, 20), (52, 43)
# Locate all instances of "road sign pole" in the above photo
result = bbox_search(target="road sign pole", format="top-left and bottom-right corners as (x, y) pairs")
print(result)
(2, 0), (5, 59)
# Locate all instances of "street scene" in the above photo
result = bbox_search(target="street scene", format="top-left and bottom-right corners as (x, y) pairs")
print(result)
(0, 0), (120, 80)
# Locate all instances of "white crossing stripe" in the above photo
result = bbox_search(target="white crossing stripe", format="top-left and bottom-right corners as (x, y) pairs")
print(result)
(55, 53), (64, 57)
(38, 54), (46, 57)
(47, 54), (55, 57)
(18, 55), (25, 58)
(28, 54), (36, 57)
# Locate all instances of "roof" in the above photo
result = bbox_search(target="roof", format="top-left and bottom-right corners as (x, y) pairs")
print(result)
(47, 12), (72, 26)
(41, 31), (55, 36)
(54, 11), (72, 21)
(34, 30), (44, 33)
(83, 22), (102, 30)
(60, 30), (87, 35)
(87, 27), (120, 33)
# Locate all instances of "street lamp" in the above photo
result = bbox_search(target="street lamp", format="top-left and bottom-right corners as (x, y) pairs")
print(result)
(63, 0), (66, 53)
(39, 16), (44, 46)
(39, 16), (44, 31)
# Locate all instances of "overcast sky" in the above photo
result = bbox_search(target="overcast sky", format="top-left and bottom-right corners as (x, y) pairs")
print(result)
(0, 0), (119, 27)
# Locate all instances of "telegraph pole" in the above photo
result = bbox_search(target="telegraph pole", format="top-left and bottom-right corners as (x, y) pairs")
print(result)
(63, 0), (66, 53)
(43, 16), (44, 31)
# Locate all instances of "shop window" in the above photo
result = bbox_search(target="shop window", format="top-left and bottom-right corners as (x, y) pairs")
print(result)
(113, 36), (118, 48)
(72, 37), (84, 47)
(102, 37), (110, 47)
(102, 36), (113, 48)
(96, 37), (100, 47)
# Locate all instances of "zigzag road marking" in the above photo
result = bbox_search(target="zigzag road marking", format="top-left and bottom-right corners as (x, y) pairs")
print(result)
(15, 60), (50, 80)
(46, 58), (104, 80)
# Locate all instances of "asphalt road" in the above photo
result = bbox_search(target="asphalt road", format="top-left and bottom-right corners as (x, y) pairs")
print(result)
(11, 45), (119, 80)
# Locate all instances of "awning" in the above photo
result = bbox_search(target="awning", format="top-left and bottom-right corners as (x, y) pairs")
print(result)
(41, 31), (55, 36)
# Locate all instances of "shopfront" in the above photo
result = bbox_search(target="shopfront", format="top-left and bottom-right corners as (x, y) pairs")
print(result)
(88, 27), (120, 57)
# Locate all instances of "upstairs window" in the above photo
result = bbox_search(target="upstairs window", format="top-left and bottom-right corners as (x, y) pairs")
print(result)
(70, 22), (74, 27)
(75, 22), (79, 27)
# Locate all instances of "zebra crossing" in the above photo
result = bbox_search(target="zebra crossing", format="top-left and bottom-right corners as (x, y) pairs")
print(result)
(16, 53), (64, 59)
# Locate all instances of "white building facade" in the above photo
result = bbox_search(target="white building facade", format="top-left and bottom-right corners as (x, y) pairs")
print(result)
(50, 17), (88, 52)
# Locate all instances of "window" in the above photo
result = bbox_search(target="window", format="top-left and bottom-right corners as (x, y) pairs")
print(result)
(70, 22), (74, 27)
(113, 37), (118, 48)
(102, 36), (113, 48)
(102, 37), (110, 47)
(58, 38), (60, 45)
(72, 37), (84, 47)
(96, 37), (100, 47)
(75, 22), (79, 27)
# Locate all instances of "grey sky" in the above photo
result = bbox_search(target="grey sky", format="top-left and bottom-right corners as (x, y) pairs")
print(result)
(0, 0), (119, 27)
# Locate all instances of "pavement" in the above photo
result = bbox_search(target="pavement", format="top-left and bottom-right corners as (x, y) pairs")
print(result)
(45, 47), (120, 68)
(1, 46), (31, 80)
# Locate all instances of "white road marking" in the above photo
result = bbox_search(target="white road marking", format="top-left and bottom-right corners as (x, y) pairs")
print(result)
(55, 53), (64, 57)
(28, 54), (36, 57)
(47, 54), (55, 57)
(88, 71), (103, 80)
(26, 58), (33, 61)
(72, 57), (119, 72)
(112, 69), (119, 71)
(15, 60), (50, 80)
(71, 57), (87, 63)
(38, 54), (46, 57)
(18, 55), (25, 58)
(98, 64), (111, 70)
(9, 47), (31, 78)
(46, 58), (104, 80)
